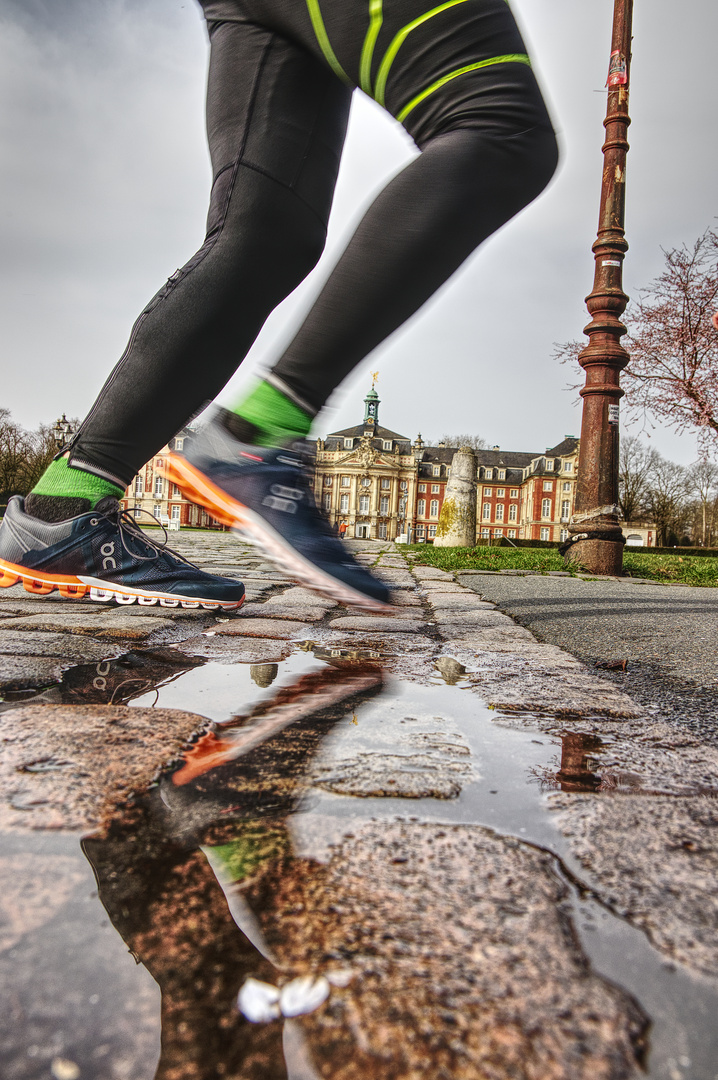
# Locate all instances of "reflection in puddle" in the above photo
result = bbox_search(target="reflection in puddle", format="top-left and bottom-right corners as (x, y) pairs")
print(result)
(2, 645), (717, 1079)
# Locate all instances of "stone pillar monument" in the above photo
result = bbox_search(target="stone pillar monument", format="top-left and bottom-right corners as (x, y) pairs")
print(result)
(434, 446), (477, 547)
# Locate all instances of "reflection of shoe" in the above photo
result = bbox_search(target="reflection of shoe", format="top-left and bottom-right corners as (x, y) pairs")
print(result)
(160, 412), (392, 612)
(0, 495), (245, 609)
(171, 663), (384, 786)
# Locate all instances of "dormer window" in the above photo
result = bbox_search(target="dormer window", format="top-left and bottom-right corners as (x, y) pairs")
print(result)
(485, 468), (493, 480)
(344, 438), (353, 449)
(383, 440), (392, 450)
(498, 469), (505, 480)
(433, 465), (440, 476)
(564, 461), (573, 471)
(545, 459), (554, 470)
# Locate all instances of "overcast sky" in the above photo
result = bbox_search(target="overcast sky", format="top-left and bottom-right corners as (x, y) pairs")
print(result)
(1, 0), (716, 464)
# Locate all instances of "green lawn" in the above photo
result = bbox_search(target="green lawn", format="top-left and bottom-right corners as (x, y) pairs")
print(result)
(405, 544), (718, 587)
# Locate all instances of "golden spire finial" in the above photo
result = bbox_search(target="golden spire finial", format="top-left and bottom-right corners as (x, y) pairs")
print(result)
(370, 370), (379, 389)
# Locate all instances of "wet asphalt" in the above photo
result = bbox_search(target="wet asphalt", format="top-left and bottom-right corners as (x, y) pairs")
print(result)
(459, 574), (718, 745)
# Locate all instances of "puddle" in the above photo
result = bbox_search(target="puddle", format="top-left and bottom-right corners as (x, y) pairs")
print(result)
(1, 644), (717, 1079)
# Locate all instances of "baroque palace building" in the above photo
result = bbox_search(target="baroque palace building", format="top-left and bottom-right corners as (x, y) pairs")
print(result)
(314, 385), (589, 544)
(118, 387), (654, 546)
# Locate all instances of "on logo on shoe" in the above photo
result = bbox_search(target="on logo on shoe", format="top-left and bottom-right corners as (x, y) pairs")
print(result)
(262, 485), (304, 514)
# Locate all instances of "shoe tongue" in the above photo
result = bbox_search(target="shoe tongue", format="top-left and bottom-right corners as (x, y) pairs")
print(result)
(94, 496), (121, 514)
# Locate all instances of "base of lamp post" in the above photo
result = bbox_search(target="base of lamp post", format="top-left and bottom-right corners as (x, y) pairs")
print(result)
(564, 536), (625, 576)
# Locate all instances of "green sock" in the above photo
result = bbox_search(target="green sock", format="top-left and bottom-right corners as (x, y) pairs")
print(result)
(231, 380), (312, 447)
(30, 456), (124, 507)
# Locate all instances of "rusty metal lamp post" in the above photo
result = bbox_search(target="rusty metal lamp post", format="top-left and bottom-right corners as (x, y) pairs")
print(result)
(564, 0), (633, 575)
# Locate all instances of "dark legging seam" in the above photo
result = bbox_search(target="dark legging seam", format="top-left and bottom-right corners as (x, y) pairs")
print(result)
(237, 158), (332, 230)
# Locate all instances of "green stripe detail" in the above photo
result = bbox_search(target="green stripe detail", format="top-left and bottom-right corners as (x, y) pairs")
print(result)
(305, 0), (351, 84)
(396, 53), (531, 123)
(359, 0), (384, 94)
(375, 0), (472, 107)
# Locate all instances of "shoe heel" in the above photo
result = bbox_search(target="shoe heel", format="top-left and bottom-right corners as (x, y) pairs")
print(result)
(0, 568), (20, 588)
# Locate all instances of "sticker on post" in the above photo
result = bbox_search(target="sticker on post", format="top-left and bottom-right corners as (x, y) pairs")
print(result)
(608, 404), (620, 425)
(606, 50), (628, 88)
(602, 260), (621, 267)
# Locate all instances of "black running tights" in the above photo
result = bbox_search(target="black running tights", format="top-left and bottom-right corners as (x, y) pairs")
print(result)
(68, 0), (558, 486)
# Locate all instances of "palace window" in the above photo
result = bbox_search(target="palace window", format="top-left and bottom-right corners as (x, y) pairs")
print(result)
(493, 528), (503, 537)
(417, 499), (426, 516)
(415, 524), (425, 537)
(323, 494), (331, 511)
(481, 528), (490, 538)
(340, 494), (349, 512)
(324, 475), (332, 486)
(509, 504), (517, 522)
(495, 504), (504, 521)
(540, 527), (550, 541)
(482, 502), (491, 520)
(400, 480), (408, 491)
(561, 500), (570, 521)
(153, 504), (162, 518)
(433, 466), (440, 476)
(485, 469), (493, 480)
(381, 477), (391, 488)
(498, 470), (506, 480)
(133, 506), (142, 518)
(510, 488), (519, 498)
(543, 480), (553, 491)
(134, 476), (143, 495)
(483, 487), (492, 496)
(545, 460), (554, 470)
(174, 438), (184, 451)
(563, 481), (571, 492)
(428, 524), (437, 538)
(378, 522), (388, 538)
(508, 529), (516, 538)
(560, 528), (569, 541)
(154, 477), (163, 497)
(380, 496), (389, 515)
(541, 498), (551, 518)
(496, 488), (505, 497)
(359, 495), (370, 514)
(361, 476), (371, 487)
(383, 440), (392, 451)
(171, 505), (180, 520)
(431, 484), (440, 494)
(430, 499), (439, 517)
(418, 483), (426, 493)
(340, 475), (350, 487)
(564, 461), (573, 471)
(172, 485), (181, 497)
(344, 438), (353, 449)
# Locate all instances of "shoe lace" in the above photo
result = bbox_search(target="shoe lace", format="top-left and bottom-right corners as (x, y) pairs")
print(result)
(94, 501), (198, 567)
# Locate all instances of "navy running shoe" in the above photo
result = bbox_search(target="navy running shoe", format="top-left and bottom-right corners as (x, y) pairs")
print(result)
(0, 496), (245, 609)
(161, 413), (392, 612)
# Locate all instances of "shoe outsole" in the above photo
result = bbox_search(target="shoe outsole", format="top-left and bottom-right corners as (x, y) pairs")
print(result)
(0, 557), (245, 610)
(161, 455), (393, 614)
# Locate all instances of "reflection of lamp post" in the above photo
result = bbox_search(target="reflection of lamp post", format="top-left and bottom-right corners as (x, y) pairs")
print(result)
(51, 413), (75, 450)
(565, 0), (633, 576)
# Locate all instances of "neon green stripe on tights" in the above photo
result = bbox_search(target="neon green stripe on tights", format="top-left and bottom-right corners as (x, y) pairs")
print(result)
(374, 0), (473, 107)
(359, 0), (384, 94)
(305, 0), (351, 84)
(396, 53), (530, 123)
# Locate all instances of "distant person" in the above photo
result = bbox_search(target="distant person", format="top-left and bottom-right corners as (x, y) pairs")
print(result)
(0, 0), (557, 612)
(339, 522), (347, 540)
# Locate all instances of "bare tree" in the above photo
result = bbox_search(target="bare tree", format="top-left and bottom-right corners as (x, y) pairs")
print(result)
(622, 230), (718, 450)
(685, 457), (718, 546)
(618, 436), (657, 523)
(0, 411), (59, 502)
(645, 455), (688, 546)
(436, 433), (488, 450)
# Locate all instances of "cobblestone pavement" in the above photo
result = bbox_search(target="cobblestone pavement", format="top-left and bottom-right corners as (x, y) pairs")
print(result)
(0, 533), (716, 1080)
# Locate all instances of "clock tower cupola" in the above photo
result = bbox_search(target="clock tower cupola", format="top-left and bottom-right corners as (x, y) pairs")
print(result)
(363, 376), (380, 430)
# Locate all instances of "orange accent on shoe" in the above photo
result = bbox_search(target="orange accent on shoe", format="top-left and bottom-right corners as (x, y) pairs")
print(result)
(160, 455), (250, 529)
(0, 569), (20, 587)
(24, 578), (56, 595)
(58, 583), (88, 599)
